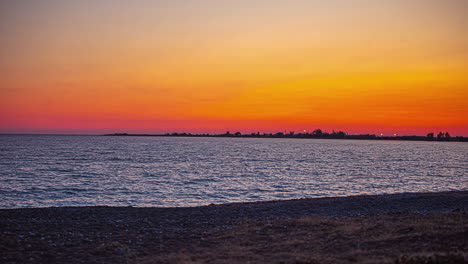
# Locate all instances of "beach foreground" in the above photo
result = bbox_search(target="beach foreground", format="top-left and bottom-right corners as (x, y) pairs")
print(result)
(1, 191), (467, 264)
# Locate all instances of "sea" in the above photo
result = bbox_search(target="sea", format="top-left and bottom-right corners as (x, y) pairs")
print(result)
(0, 135), (466, 208)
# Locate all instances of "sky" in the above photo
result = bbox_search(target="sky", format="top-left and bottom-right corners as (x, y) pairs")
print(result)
(1, 0), (467, 135)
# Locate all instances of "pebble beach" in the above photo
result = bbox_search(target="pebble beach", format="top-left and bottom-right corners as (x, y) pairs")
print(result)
(1, 191), (467, 263)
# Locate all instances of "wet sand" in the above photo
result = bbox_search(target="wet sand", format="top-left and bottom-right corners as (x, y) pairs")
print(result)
(1, 191), (467, 263)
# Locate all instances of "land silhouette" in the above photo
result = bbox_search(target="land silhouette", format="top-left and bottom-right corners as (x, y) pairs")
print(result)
(106, 129), (467, 142)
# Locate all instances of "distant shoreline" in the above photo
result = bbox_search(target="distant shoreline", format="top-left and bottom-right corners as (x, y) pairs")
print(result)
(104, 132), (468, 142)
(2, 133), (466, 142)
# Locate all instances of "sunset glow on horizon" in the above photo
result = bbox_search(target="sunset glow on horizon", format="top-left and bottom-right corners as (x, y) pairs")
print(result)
(1, 0), (467, 135)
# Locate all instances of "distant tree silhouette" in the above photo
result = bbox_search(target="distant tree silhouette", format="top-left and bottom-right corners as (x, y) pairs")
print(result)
(312, 129), (323, 137)
(426, 132), (434, 139)
(334, 131), (346, 138)
(445, 132), (451, 139)
(274, 132), (284, 137)
(234, 132), (241, 137)
(437, 132), (445, 140)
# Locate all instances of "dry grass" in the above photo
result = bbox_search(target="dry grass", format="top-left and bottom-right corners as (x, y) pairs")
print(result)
(139, 212), (467, 264)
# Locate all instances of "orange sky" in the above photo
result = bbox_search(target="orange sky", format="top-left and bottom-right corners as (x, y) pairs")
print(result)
(1, 0), (467, 135)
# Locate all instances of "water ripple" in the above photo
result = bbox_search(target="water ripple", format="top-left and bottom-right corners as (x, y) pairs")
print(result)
(0, 135), (467, 208)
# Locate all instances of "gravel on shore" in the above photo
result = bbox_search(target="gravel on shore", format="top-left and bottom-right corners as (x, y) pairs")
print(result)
(1, 191), (467, 264)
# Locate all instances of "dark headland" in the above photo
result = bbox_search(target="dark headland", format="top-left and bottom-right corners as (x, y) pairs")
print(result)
(1, 191), (467, 264)
(104, 130), (468, 142)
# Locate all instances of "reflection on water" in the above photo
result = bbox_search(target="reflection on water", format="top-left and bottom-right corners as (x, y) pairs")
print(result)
(0, 135), (466, 208)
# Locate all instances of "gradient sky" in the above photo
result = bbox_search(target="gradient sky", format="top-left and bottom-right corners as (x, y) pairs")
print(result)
(1, 0), (467, 135)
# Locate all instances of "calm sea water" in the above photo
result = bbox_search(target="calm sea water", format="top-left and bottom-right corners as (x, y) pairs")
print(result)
(0, 135), (466, 208)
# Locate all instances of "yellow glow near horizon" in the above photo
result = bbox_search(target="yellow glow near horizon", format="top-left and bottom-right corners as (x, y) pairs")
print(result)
(1, 0), (467, 134)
